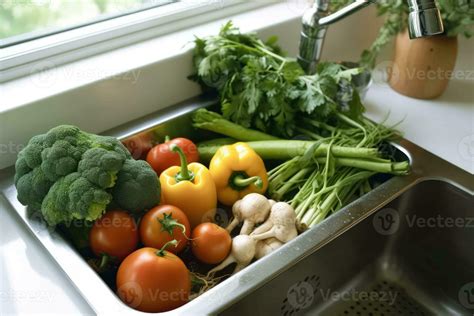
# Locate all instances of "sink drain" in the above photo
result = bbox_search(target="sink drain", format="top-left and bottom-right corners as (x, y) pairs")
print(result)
(280, 274), (321, 316)
(339, 281), (431, 316)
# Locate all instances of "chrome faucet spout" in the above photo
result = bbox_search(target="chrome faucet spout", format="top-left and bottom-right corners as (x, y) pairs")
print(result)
(298, 0), (444, 74)
(407, 0), (444, 39)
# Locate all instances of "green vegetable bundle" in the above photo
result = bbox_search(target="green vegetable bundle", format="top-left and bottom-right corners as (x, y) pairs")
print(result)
(193, 110), (409, 230)
(15, 125), (160, 226)
(191, 21), (365, 138)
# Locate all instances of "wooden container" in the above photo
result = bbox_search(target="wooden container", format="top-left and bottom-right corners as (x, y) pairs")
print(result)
(388, 29), (458, 99)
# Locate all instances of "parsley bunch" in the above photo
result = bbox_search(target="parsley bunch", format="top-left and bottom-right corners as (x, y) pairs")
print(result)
(191, 22), (364, 138)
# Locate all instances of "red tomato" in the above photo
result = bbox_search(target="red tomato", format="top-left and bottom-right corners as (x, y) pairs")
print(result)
(146, 138), (199, 175)
(191, 223), (231, 264)
(122, 132), (153, 159)
(139, 205), (191, 253)
(89, 210), (138, 261)
(117, 247), (190, 312)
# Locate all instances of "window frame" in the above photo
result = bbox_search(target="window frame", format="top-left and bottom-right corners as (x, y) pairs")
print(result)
(0, 0), (270, 83)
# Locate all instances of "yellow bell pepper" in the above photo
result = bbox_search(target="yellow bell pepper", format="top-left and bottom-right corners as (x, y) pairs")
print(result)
(209, 142), (268, 206)
(160, 144), (217, 228)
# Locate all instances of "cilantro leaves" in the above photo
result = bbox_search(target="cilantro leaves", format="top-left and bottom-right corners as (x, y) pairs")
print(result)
(191, 22), (365, 138)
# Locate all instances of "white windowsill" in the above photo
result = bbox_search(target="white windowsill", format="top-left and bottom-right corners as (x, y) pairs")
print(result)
(0, 3), (308, 169)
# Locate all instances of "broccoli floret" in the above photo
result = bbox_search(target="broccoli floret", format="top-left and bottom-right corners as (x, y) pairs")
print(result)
(77, 148), (126, 189)
(22, 134), (46, 168)
(15, 125), (161, 226)
(112, 159), (160, 212)
(16, 167), (54, 210)
(41, 173), (112, 226)
(14, 151), (31, 183)
(89, 134), (131, 158)
(41, 140), (84, 181)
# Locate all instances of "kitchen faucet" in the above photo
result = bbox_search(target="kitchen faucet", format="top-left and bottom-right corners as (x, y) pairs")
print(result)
(298, 0), (445, 74)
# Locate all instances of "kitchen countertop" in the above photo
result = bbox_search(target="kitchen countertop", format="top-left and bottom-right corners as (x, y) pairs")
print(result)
(1, 22), (472, 316)
(364, 37), (473, 175)
(365, 83), (473, 175)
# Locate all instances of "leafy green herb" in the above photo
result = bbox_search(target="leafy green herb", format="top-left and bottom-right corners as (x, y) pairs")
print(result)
(191, 21), (364, 137)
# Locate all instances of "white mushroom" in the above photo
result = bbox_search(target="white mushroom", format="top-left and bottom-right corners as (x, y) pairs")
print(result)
(251, 202), (298, 243)
(225, 199), (242, 233)
(207, 235), (257, 276)
(226, 193), (271, 235)
(255, 237), (284, 259)
(268, 199), (277, 207)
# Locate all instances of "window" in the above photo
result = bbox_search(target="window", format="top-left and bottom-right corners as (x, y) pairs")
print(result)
(1, 0), (173, 47)
(0, 0), (267, 82)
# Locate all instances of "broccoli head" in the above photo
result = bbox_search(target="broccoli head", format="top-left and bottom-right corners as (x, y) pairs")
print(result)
(14, 125), (160, 226)
(112, 159), (160, 212)
(15, 126), (89, 207)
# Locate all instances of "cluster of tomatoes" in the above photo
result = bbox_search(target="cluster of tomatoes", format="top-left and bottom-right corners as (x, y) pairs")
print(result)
(89, 137), (235, 313)
(90, 206), (232, 312)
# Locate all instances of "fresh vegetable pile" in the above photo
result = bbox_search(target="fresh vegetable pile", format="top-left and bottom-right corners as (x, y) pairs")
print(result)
(191, 22), (409, 229)
(14, 22), (410, 313)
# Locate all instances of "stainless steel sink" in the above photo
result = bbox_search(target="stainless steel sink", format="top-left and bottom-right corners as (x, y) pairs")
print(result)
(1, 96), (472, 315)
(222, 179), (474, 316)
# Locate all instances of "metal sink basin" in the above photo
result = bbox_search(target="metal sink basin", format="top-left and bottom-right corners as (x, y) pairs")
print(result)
(1, 96), (472, 315)
(222, 179), (474, 316)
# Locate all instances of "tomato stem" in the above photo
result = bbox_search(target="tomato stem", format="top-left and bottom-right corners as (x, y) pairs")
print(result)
(164, 135), (171, 142)
(158, 213), (187, 236)
(171, 144), (195, 182)
(99, 253), (110, 270)
(156, 239), (178, 257)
